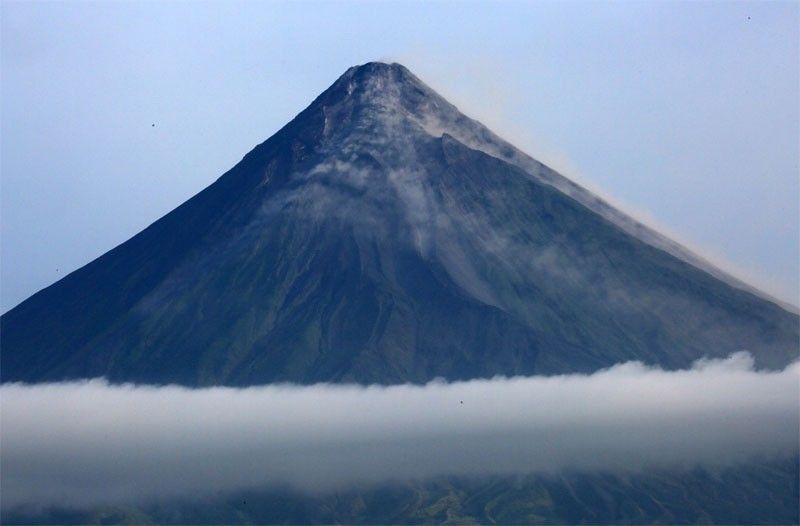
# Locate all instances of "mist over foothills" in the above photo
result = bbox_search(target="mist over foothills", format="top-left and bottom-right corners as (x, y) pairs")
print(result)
(1, 4), (798, 523)
(2, 353), (797, 510)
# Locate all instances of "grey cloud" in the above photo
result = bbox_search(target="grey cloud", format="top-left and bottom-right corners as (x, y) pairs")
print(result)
(1, 352), (797, 510)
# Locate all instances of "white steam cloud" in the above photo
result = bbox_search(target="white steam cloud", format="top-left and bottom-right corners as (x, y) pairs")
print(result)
(1, 353), (798, 510)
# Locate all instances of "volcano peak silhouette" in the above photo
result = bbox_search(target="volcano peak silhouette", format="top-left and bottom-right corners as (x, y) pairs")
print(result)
(2, 62), (797, 386)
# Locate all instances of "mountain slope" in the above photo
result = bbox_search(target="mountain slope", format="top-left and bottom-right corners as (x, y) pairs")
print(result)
(5, 458), (798, 525)
(1, 62), (797, 385)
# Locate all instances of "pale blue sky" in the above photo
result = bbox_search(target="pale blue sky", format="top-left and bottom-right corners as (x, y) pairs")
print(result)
(2, 0), (798, 312)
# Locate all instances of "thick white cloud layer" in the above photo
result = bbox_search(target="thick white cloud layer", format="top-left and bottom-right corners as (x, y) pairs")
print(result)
(1, 352), (798, 509)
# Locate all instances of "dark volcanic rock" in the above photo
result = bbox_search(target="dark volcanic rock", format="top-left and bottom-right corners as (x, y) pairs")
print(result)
(2, 62), (797, 386)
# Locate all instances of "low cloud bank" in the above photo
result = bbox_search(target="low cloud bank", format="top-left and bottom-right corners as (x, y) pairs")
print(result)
(1, 353), (798, 509)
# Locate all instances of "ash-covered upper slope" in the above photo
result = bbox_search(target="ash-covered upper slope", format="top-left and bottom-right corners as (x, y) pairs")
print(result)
(2, 62), (797, 386)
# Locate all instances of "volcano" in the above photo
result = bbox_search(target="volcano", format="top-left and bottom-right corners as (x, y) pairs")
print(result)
(2, 62), (797, 386)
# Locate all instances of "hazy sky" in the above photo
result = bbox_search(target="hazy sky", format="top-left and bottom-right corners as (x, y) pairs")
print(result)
(1, 0), (798, 312)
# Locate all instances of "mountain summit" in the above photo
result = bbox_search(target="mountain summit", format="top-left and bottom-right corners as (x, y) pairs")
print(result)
(2, 62), (797, 386)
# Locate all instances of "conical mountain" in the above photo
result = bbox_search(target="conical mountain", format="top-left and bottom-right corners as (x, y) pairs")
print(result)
(2, 62), (797, 386)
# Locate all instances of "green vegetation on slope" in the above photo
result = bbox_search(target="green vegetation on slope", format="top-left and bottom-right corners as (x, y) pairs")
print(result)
(5, 458), (797, 525)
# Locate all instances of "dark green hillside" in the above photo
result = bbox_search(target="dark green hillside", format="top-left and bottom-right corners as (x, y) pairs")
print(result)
(4, 458), (797, 525)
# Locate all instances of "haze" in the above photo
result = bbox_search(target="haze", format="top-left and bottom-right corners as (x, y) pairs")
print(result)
(2, 353), (797, 510)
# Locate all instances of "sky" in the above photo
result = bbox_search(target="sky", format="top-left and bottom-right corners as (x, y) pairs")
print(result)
(2, 353), (798, 509)
(1, 0), (798, 312)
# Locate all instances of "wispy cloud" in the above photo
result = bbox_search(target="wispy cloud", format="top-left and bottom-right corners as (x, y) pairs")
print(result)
(1, 353), (797, 510)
